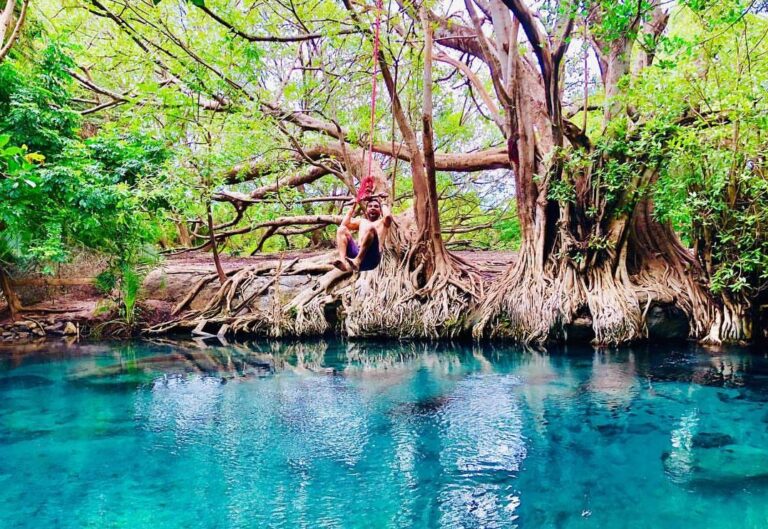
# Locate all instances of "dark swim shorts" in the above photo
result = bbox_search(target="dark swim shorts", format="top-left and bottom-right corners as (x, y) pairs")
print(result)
(346, 231), (381, 271)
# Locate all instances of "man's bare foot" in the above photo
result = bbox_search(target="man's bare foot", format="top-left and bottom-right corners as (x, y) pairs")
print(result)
(346, 257), (360, 272)
(332, 259), (351, 272)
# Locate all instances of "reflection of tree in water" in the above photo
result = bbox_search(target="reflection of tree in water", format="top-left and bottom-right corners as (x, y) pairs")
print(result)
(0, 339), (113, 370)
(194, 339), (329, 376)
(694, 353), (749, 387)
(638, 344), (751, 389)
(507, 349), (565, 437)
(71, 339), (331, 385)
(74, 340), (493, 387)
(587, 350), (639, 411)
(344, 341), (462, 372)
(342, 342), (463, 398)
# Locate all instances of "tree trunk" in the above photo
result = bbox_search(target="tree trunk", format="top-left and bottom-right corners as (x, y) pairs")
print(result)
(206, 203), (227, 284)
(176, 221), (192, 247)
(0, 267), (22, 320)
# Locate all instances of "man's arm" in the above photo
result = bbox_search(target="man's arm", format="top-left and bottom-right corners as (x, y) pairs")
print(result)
(341, 201), (360, 231)
(381, 201), (393, 228)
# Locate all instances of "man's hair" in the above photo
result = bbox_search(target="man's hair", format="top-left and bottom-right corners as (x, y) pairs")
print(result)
(366, 197), (382, 207)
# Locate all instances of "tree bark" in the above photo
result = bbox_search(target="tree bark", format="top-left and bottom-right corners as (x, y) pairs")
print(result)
(0, 0), (29, 63)
(0, 0), (28, 63)
(206, 203), (227, 284)
(176, 221), (193, 247)
(0, 267), (22, 320)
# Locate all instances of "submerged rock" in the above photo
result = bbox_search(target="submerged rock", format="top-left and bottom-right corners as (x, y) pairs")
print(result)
(664, 441), (768, 485)
(691, 444), (768, 483)
(691, 432), (736, 449)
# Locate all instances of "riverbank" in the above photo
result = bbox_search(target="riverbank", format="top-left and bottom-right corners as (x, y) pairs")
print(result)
(0, 250), (511, 343)
(0, 249), (700, 345)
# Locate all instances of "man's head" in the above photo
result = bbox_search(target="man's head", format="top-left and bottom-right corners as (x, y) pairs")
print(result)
(365, 198), (382, 221)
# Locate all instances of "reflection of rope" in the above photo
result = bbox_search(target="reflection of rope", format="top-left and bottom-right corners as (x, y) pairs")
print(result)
(360, 0), (384, 198)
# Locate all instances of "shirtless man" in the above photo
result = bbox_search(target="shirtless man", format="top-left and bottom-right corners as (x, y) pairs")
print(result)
(333, 196), (392, 272)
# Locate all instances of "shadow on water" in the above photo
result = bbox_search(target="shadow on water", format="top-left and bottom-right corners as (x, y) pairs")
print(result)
(0, 374), (53, 392)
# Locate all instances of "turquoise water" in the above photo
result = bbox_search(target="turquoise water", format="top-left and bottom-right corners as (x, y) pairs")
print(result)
(1, 340), (768, 528)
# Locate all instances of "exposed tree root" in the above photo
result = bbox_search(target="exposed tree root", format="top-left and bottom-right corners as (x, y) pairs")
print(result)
(474, 234), (716, 346)
(342, 246), (482, 339)
(148, 224), (483, 340)
(702, 294), (752, 345)
(474, 262), (648, 346)
(474, 249), (573, 344)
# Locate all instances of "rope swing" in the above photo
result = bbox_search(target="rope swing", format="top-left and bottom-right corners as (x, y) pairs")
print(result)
(356, 0), (384, 203)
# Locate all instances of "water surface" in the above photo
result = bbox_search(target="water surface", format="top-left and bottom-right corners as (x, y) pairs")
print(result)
(1, 339), (767, 528)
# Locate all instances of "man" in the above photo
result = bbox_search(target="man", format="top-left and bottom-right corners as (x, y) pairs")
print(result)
(333, 196), (392, 272)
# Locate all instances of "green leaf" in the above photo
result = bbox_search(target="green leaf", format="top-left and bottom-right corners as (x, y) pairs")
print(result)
(2, 146), (24, 157)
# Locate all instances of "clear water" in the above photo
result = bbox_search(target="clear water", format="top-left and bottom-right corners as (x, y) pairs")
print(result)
(1, 339), (768, 528)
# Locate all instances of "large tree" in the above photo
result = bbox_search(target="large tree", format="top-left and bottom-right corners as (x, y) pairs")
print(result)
(45, 0), (509, 336)
(31, 0), (768, 342)
(442, 0), (764, 344)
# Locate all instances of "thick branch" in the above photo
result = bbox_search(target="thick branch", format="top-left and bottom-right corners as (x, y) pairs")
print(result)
(421, 6), (441, 243)
(222, 142), (511, 204)
(422, 6), (487, 61)
(632, 6), (670, 75)
(0, 0), (28, 63)
(434, 51), (505, 132)
(500, 0), (551, 79)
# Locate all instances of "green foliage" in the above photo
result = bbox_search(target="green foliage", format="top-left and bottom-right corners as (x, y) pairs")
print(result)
(640, 9), (768, 300)
(0, 43), (80, 156)
(118, 264), (142, 326)
(655, 125), (768, 297)
(547, 178), (576, 204)
(95, 268), (118, 295)
(86, 132), (169, 186)
(0, 40), (170, 324)
(589, 0), (653, 42)
(494, 216), (522, 250)
(1, 137), (162, 268)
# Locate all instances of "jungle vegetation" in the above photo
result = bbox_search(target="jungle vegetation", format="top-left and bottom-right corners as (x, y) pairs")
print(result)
(0, 0), (767, 344)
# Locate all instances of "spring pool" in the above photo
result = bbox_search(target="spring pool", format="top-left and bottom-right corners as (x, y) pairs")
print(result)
(1, 339), (767, 528)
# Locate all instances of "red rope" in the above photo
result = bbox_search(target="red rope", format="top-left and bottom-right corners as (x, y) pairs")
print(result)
(357, 0), (384, 202)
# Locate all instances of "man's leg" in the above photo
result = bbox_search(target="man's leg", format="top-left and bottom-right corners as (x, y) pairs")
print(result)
(349, 225), (376, 271)
(333, 226), (353, 271)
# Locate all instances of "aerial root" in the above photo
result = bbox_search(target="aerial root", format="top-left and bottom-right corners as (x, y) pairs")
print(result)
(146, 254), (336, 336)
(343, 249), (483, 339)
(474, 256), (664, 345)
(701, 296), (752, 345)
